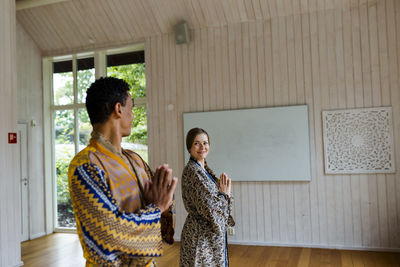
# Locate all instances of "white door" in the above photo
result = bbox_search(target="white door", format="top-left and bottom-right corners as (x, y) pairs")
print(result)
(18, 123), (29, 242)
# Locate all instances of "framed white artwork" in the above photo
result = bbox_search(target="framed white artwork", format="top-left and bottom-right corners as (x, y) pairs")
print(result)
(322, 107), (395, 174)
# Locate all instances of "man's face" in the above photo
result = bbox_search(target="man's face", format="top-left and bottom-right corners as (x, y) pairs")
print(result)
(121, 93), (134, 137)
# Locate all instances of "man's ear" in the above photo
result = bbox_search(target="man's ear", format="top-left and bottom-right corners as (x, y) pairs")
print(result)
(114, 102), (123, 117)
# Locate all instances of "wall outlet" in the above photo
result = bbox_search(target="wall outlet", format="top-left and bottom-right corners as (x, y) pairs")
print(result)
(227, 227), (235, 236)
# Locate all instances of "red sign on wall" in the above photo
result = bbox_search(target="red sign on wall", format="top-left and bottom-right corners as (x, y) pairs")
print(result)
(8, 133), (17, 144)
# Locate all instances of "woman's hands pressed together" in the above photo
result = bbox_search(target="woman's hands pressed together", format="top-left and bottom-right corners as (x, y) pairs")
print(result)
(218, 172), (231, 196)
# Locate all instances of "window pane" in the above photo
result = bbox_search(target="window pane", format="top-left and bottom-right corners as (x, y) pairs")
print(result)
(78, 108), (92, 151)
(122, 106), (148, 162)
(77, 58), (95, 103)
(54, 110), (76, 228)
(107, 55), (147, 161)
(53, 61), (73, 105)
(107, 51), (144, 67)
(107, 63), (146, 98)
(55, 110), (74, 145)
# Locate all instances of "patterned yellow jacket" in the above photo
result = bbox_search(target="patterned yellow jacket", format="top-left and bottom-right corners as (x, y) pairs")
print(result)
(68, 139), (163, 266)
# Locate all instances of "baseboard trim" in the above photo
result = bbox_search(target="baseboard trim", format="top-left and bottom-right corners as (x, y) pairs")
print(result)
(13, 260), (24, 267)
(30, 232), (46, 239)
(174, 236), (400, 252)
(226, 240), (400, 252)
(53, 228), (77, 234)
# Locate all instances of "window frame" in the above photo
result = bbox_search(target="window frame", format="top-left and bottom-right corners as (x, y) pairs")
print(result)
(43, 44), (146, 233)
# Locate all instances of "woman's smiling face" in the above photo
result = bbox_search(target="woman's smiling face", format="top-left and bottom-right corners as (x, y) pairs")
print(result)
(189, 133), (209, 163)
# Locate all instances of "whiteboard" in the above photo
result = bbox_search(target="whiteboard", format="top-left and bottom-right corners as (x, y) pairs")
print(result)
(183, 105), (311, 181)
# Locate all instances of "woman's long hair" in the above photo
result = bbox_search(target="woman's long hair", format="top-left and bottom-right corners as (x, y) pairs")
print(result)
(186, 128), (218, 182)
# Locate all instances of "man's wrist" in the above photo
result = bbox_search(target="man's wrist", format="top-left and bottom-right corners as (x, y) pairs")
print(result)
(146, 203), (163, 212)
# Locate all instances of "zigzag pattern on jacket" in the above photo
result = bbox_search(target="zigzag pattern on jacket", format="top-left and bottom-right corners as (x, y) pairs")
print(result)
(69, 147), (163, 266)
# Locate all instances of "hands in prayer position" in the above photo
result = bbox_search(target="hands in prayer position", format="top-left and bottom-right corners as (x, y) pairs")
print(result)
(144, 164), (178, 213)
(218, 172), (231, 196)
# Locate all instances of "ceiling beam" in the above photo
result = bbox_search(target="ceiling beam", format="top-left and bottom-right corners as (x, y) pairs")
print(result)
(16, 0), (70, 10)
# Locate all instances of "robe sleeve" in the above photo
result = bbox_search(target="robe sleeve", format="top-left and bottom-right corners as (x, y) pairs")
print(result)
(219, 192), (236, 227)
(182, 166), (233, 233)
(68, 161), (163, 264)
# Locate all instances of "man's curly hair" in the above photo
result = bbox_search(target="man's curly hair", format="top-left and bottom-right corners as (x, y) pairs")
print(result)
(85, 77), (130, 125)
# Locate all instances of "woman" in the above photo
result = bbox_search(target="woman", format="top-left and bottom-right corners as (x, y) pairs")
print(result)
(180, 128), (235, 267)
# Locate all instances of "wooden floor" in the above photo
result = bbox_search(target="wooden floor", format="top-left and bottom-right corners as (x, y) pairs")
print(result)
(21, 233), (400, 267)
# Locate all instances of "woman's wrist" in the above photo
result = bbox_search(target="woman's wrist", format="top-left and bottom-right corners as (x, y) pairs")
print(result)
(219, 191), (230, 199)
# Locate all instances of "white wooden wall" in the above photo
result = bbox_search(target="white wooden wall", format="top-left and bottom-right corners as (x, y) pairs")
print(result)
(9, 0), (400, 252)
(0, 0), (22, 266)
(17, 22), (46, 240)
(146, 0), (400, 249)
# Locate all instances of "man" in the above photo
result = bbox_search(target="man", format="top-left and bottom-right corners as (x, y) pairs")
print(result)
(68, 77), (177, 266)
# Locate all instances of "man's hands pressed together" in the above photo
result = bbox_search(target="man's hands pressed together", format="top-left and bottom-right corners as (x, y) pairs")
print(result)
(144, 164), (178, 212)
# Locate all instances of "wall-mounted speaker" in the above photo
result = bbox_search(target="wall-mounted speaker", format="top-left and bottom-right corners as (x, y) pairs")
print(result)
(174, 21), (190, 44)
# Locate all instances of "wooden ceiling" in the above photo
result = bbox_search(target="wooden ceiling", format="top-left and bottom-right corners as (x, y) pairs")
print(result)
(16, 0), (373, 56)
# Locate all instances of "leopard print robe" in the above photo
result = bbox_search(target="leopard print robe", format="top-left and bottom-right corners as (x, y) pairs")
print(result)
(180, 159), (235, 267)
